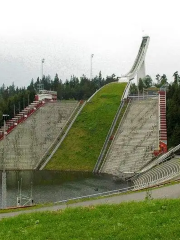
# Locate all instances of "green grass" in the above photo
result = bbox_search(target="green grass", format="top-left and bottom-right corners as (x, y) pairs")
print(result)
(1, 199), (180, 239)
(46, 82), (127, 171)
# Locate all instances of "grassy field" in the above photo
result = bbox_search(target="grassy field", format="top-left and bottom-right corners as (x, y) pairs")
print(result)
(1, 199), (180, 239)
(46, 82), (127, 171)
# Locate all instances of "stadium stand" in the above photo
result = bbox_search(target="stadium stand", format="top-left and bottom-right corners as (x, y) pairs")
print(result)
(100, 97), (159, 177)
(0, 101), (78, 170)
(133, 156), (180, 189)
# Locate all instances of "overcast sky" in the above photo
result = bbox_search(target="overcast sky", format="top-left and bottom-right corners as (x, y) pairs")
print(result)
(0, 0), (180, 87)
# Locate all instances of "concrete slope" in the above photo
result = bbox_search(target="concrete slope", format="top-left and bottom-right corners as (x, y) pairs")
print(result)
(0, 101), (78, 170)
(100, 97), (159, 177)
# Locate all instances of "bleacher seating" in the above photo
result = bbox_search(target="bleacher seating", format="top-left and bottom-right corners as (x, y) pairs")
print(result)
(0, 100), (45, 141)
(133, 156), (180, 189)
(100, 97), (159, 176)
(0, 101), (78, 170)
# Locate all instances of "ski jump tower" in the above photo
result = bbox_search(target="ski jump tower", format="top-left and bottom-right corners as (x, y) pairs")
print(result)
(120, 36), (150, 83)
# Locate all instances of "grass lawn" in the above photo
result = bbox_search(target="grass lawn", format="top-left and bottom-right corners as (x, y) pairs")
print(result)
(1, 199), (180, 239)
(46, 82), (127, 171)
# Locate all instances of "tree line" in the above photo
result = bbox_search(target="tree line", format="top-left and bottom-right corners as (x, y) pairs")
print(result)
(0, 71), (180, 149)
(0, 72), (117, 126)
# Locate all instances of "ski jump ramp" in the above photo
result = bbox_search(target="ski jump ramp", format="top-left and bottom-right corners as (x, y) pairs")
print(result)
(119, 36), (150, 83)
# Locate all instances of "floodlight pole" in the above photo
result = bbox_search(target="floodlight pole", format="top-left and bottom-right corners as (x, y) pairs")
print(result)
(90, 54), (94, 81)
(1, 114), (9, 209)
(42, 58), (45, 81)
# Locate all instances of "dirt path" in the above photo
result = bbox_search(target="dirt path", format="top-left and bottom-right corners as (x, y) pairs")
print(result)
(1, 183), (180, 220)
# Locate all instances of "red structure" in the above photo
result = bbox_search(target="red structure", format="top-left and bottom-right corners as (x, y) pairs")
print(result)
(154, 89), (167, 156)
(0, 90), (58, 141)
(0, 100), (46, 141)
(159, 90), (167, 152)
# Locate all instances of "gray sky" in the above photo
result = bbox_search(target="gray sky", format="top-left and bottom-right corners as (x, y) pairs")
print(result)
(0, 0), (180, 87)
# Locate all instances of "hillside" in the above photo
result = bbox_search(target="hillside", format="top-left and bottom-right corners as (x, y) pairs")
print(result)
(45, 82), (127, 171)
(1, 199), (180, 239)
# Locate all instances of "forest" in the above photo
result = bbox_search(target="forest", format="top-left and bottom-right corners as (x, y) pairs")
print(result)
(0, 72), (117, 124)
(0, 71), (179, 149)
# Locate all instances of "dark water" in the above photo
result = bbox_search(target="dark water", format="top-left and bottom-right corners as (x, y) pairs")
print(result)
(0, 171), (132, 208)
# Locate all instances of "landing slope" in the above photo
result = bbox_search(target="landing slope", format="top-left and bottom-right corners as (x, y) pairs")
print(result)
(46, 82), (127, 171)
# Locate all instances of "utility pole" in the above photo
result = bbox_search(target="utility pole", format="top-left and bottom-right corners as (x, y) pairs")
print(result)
(90, 54), (94, 81)
(1, 114), (9, 209)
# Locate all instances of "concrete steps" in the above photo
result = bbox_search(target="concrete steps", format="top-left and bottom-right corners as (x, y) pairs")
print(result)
(133, 157), (180, 190)
(100, 97), (159, 176)
(0, 101), (78, 170)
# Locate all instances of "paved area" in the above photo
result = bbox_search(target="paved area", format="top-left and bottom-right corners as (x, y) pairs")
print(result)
(1, 182), (180, 220)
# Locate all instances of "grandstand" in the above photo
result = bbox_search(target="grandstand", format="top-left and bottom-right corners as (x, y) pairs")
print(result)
(133, 156), (180, 189)
(0, 100), (45, 141)
(0, 101), (78, 170)
(100, 96), (159, 177)
(99, 84), (180, 187)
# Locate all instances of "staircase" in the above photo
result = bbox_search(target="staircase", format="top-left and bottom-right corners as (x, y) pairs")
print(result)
(159, 90), (167, 153)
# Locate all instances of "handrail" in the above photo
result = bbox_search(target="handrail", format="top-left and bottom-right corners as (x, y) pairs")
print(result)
(99, 98), (132, 172)
(54, 185), (134, 204)
(0, 100), (46, 141)
(93, 81), (131, 173)
(121, 81), (130, 100)
(53, 169), (180, 203)
(140, 143), (180, 173)
(133, 171), (180, 190)
(93, 100), (125, 173)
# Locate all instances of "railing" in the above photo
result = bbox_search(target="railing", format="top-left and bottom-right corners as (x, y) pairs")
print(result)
(54, 185), (134, 204)
(93, 81), (130, 173)
(93, 100), (125, 173)
(54, 171), (180, 204)
(134, 172), (180, 190)
(128, 94), (158, 100)
(0, 101), (46, 141)
(99, 98), (132, 173)
(121, 81), (131, 100)
(140, 143), (180, 173)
